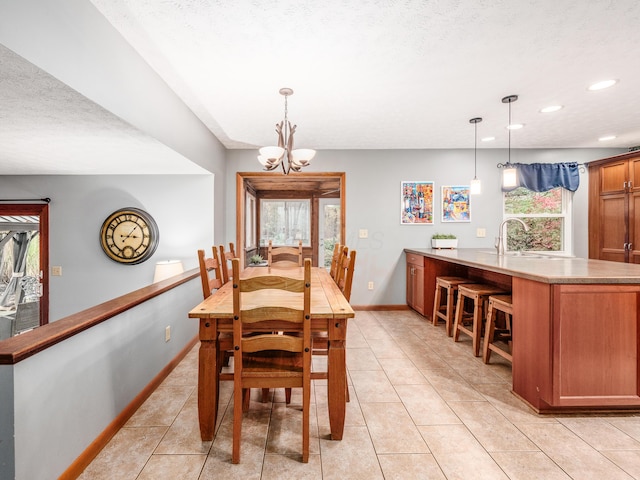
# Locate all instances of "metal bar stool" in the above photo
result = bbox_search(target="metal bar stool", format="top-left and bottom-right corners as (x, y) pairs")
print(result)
(432, 276), (469, 336)
(482, 294), (513, 364)
(453, 283), (506, 356)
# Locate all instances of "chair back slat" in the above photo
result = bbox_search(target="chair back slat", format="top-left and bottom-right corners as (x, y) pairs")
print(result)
(198, 246), (224, 299)
(268, 240), (303, 269)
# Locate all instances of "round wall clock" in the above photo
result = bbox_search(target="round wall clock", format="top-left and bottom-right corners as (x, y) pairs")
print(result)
(99, 207), (159, 265)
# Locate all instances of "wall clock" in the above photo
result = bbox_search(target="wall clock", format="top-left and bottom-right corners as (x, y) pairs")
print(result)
(99, 207), (159, 265)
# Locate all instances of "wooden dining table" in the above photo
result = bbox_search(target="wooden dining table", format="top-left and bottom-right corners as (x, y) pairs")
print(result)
(188, 265), (355, 442)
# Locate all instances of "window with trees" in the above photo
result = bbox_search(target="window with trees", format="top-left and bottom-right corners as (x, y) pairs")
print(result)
(503, 186), (572, 254)
(260, 199), (311, 247)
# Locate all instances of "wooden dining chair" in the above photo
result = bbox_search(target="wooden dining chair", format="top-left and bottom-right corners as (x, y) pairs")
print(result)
(198, 246), (234, 373)
(197, 247), (225, 299)
(328, 243), (343, 280)
(331, 245), (349, 285)
(231, 257), (312, 463)
(268, 239), (303, 271)
(219, 242), (236, 284)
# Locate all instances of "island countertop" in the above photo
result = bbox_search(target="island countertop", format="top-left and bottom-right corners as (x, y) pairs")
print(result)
(404, 248), (640, 285)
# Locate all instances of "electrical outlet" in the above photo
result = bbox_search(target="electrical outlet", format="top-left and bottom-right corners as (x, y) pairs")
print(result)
(52, 266), (62, 276)
(165, 326), (171, 342)
(359, 229), (369, 239)
(368, 281), (374, 290)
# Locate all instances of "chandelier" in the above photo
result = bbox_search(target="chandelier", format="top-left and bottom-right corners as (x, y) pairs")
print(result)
(258, 88), (316, 175)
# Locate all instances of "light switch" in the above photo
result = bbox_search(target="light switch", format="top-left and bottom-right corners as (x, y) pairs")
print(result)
(52, 266), (62, 276)
(476, 228), (486, 238)
(359, 229), (368, 239)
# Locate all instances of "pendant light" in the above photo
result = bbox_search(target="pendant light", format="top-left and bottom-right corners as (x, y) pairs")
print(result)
(502, 95), (518, 188)
(469, 117), (482, 194)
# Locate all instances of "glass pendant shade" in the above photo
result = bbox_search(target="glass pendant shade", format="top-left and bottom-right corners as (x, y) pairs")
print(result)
(503, 166), (517, 187)
(259, 146), (285, 161)
(291, 148), (316, 166)
(470, 177), (482, 194)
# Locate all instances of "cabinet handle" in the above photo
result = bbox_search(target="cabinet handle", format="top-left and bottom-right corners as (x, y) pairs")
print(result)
(630, 243), (633, 251)
(624, 181), (627, 189)
(630, 181), (633, 189)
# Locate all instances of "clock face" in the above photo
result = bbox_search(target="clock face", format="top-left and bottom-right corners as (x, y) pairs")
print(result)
(100, 208), (159, 264)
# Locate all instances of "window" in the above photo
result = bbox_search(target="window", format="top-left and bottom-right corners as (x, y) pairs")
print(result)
(245, 191), (256, 249)
(503, 187), (572, 254)
(260, 199), (311, 247)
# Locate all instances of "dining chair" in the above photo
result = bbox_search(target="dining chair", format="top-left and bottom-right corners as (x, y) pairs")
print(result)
(197, 247), (225, 299)
(328, 243), (343, 280)
(268, 239), (303, 271)
(231, 257), (312, 463)
(198, 246), (234, 371)
(219, 242), (236, 284)
(332, 245), (349, 285)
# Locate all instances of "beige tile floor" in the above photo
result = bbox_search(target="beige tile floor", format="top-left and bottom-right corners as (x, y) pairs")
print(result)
(79, 310), (640, 479)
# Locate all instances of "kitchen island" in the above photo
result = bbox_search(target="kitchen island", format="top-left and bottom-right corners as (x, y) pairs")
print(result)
(405, 248), (640, 413)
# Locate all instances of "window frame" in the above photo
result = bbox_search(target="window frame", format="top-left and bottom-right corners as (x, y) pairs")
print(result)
(502, 186), (573, 256)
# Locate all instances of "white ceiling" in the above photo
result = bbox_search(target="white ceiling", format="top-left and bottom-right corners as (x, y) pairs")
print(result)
(3, 0), (640, 174)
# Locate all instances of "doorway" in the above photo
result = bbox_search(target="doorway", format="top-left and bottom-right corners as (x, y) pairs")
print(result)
(0, 203), (49, 340)
(319, 197), (341, 269)
(236, 172), (345, 268)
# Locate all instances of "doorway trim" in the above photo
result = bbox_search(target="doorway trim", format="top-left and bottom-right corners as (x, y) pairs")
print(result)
(236, 172), (346, 268)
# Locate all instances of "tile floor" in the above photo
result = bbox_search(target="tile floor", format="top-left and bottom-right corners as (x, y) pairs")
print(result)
(79, 310), (640, 479)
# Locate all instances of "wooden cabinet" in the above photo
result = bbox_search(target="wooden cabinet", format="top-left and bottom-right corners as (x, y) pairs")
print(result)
(406, 253), (425, 315)
(514, 278), (640, 411)
(589, 152), (640, 263)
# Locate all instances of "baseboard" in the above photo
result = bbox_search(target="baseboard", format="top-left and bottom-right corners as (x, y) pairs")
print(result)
(59, 335), (199, 480)
(352, 304), (410, 311)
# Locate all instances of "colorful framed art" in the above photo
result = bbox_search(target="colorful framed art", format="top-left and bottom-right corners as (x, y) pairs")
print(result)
(441, 185), (471, 222)
(401, 181), (434, 224)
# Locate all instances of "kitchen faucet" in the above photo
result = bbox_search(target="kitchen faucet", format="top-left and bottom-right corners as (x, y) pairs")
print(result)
(495, 218), (529, 255)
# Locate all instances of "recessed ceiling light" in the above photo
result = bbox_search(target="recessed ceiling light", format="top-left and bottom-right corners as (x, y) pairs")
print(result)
(588, 79), (618, 91)
(540, 105), (563, 113)
(481, 136), (495, 142)
(507, 123), (524, 130)
(598, 135), (617, 141)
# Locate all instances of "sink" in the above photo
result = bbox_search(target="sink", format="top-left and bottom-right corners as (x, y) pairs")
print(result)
(479, 250), (563, 259)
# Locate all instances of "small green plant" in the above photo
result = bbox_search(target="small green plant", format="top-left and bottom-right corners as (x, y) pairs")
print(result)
(431, 233), (457, 239)
(249, 254), (264, 264)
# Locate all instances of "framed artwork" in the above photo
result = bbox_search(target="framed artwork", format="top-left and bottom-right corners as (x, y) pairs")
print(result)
(401, 181), (434, 224)
(441, 185), (471, 222)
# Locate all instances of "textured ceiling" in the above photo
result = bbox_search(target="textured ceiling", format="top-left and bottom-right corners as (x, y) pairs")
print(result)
(0, 44), (207, 175)
(89, 0), (640, 150)
(2, 1), (640, 175)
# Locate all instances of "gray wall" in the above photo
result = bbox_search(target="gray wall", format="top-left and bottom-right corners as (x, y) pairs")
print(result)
(227, 148), (625, 306)
(0, 175), (216, 321)
(2, 278), (201, 480)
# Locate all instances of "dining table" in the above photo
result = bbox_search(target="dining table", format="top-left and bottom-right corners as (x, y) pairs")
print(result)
(188, 264), (355, 441)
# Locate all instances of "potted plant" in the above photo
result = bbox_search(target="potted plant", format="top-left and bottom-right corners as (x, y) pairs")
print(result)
(248, 254), (267, 266)
(431, 233), (458, 249)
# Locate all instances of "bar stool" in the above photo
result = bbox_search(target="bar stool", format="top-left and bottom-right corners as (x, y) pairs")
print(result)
(432, 276), (469, 336)
(483, 294), (513, 364)
(453, 283), (506, 356)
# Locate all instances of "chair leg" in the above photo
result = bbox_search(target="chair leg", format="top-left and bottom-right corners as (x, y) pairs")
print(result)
(472, 298), (483, 357)
(302, 382), (310, 463)
(483, 305), (496, 363)
(232, 386), (243, 464)
(432, 284), (442, 326)
(262, 388), (270, 403)
(453, 293), (464, 342)
(242, 388), (251, 412)
(285, 388), (292, 404)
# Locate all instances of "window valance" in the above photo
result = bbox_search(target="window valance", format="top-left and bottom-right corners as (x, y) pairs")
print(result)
(502, 162), (580, 192)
